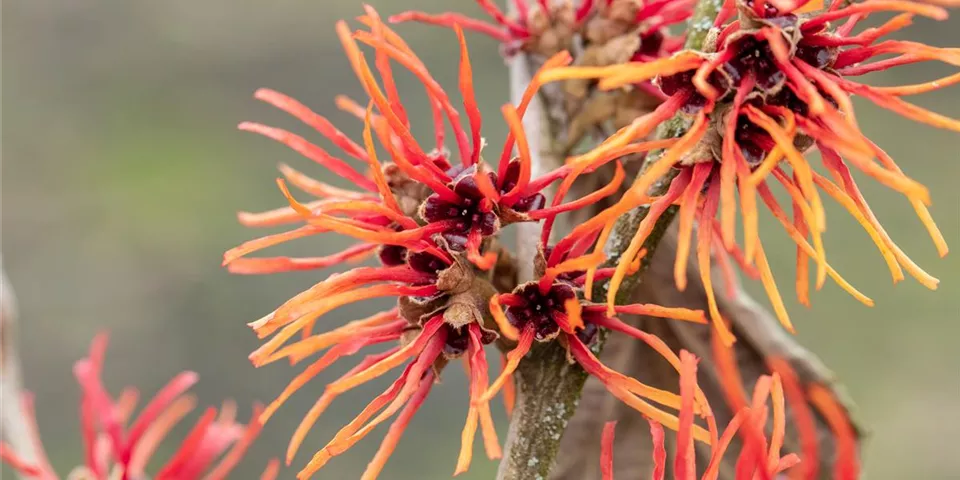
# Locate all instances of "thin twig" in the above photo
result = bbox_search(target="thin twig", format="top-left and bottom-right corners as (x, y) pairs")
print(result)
(0, 255), (40, 479)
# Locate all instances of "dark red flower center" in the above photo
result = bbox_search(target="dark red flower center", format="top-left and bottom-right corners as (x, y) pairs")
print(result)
(442, 323), (497, 357)
(422, 166), (499, 249)
(503, 282), (578, 341)
(421, 163), (545, 249)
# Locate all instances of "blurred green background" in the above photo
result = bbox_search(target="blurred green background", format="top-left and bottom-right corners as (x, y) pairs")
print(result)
(2, 0), (957, 478)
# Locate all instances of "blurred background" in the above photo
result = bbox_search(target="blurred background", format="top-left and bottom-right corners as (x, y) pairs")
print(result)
(2, 0), (957, 478)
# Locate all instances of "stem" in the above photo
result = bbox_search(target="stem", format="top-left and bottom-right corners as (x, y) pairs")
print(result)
(497, 1), (725, 478)
(0, 255), (40, 479)
(502, 27), (585, 478)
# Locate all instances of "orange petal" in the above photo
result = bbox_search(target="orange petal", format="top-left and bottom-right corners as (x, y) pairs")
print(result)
(388, 11), (512, 42)
(767, 357), (820, 480)
(360, 372), (434, 480)
(675, 163), (713, 292)
(260, 459), (281, 480)
(489, 295), (521, 341)
(766, 374), (786, 473)
(601, 422), (616, 480)
(227, 244), (376, 275)
(702, 407), (750, 480)
(648, 419), (667, 480)
(239, 122), (377, 191)
(480, 325), (535, 403)
(253, 88), (368, 161)
(754, 243), (796, 334)
(285, 348), (397, 464)
(361, 103), (407, 220)
(223, 225), (327, 266)
(675, 351), (698, 480)
(569, 337), (701, 430)
(698, 181), (736, 346)
(277, 163), (372, 200)
(812, 171), (903, 283)
(327, 317), (444, 394)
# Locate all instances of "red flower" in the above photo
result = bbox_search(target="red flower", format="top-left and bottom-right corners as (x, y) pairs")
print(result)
(540, 0), (954, 345)
(0, 333), (270, 480)
(482, 232), (716, 440)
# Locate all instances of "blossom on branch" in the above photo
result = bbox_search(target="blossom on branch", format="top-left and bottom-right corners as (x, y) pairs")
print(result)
(224, 7), (645, 479)
(540, 0), (955, 345)
(482, 229), (718, 443)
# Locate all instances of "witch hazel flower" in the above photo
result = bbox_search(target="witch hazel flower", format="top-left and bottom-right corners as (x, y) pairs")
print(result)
(223, 7), (639, 479)
(540, 0), (955, 345)
(392, 0), (694, 151)
(391, 0), (586, 57)
(480, 225), (719, 441)
(598, 350), (858, 480)
(0, 334), (271, 480)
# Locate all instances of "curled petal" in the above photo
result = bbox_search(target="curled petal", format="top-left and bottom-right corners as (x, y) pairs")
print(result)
(489, 295), (521, 341)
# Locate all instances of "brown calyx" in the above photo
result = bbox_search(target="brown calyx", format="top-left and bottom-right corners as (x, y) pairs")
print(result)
(525, 1), (578, 56)
(384, 162), (434, 219)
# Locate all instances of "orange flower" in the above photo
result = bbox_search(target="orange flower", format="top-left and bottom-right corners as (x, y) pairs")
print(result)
(541, 0), (953, 345)
(482, 230), (715, 442)
(0, 333), (269, 480)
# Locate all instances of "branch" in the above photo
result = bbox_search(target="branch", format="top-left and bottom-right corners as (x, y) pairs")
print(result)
(501, 19), (586, 478)
(498, 1), (726, 478)
(0, 255), (40, 479)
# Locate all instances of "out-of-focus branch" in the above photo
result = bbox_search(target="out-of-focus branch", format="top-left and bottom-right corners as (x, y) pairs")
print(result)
(0, 255), (40, 479)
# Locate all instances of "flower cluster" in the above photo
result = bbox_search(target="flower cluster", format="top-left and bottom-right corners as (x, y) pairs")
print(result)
(225, 1), (954, 479)
(543, 0), (955, 345)
(224, 7), (665, 478)
(220, 5), (783, 479)
(392, 0), (696, 149)
(0, 334), (272, 480)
